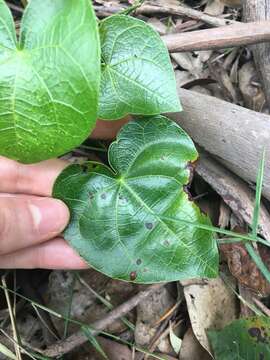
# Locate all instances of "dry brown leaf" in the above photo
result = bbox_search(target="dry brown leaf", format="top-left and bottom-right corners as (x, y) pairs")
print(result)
(239, 61), (265, 111)
(181, 277), (237, 355)
(135, 286), (175, 353)
(204, 0), (225, 16)
(220, 241), (270, 297)
(147, 17), (167, 35)
(179, 327), (211, 360)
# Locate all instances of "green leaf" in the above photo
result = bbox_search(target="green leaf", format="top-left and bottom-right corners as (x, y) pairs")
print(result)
(98, 15), (181, 120)
(252, 149), (266, 236)
(169, 323), (182, 354)
(82, 326), (108, 360)
(53, 116), (218, 283)
(208, 316), (270, 360)
(0, 343), (16, 360)
(0, 0), (100, 163)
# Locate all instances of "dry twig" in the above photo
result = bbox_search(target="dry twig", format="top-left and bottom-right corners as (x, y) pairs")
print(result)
(137, 2), (237, 27)
(42, 284), (164, 358)
(163, 21), (270, 52)
(168, 88), (270, 201)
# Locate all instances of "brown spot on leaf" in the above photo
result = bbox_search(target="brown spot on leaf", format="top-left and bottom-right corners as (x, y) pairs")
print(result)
(183, 185), (193, 201)
(130, 271), (137, 281)
(163, 240), (170, 246)
(89, 192), (94, 200)
(136, 259), (142, 265)
(145, 222), (153, 230)
(248, 327), (268, 344)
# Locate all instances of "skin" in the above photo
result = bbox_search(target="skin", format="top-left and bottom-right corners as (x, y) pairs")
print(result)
(0, 117), (129, 270)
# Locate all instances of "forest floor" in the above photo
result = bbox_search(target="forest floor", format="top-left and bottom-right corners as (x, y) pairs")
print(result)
(1, 0), (270, 359)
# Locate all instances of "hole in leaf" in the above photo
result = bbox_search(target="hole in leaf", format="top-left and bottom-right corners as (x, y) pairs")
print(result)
(101, 193), (107, 200)
(136, 259), (142, 265)
(163, 240), (170, 246)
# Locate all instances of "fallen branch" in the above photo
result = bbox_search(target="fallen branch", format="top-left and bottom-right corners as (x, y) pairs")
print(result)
(42, 284), (164, 358)
(137, 2), (237, 27)
(168, 88), (270, 201)
(244, 0), (270, 108)
(163, 21), (270, 52)
(196, 151), (270, 240)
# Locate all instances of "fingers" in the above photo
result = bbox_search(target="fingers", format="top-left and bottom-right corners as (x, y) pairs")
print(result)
(91, 116), (130, 139)
(0, 156), (68, 196)
(0, 196), (69, 255)
(0, 238), (88, 269)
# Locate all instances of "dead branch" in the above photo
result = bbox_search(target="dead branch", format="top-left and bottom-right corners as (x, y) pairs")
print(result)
(196, 151), (270, 240)
(243, 0), (270, 108)
(163, 21), (270, 52)
(168, 88), (270, 201)
(137, 2), (237, 27)
(42, 284), (164, 358)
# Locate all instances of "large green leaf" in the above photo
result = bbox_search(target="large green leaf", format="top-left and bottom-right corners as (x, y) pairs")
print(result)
(0, 0), (100, 163)
(208, 316), (270, 360)
(53, 116), (218, 283)
(98, 15), (181, 120)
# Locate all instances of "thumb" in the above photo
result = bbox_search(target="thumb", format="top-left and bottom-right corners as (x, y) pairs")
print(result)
(0, 196), (70, 255)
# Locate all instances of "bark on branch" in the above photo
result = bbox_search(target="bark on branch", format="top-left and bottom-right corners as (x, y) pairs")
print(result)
(163, 21), (270, 52)
(244, 0), (270, 108)
(168, 89), (270, 201)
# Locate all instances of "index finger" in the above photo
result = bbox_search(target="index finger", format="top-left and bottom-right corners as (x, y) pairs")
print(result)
(0, 156), (68, 197)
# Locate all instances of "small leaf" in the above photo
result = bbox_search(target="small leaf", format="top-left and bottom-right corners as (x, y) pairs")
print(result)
(0, 343), (16, 360)
(82, 326), (108, 360)
(53, 116), (218, 283)
(169, 323), (182, 354)
(208, 316), (270, 360)
(0, 0), (100, 163)
(98, 15), (181, 120)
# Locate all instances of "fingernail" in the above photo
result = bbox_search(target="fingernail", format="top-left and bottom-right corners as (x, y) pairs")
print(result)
(29, 199), (70, 236)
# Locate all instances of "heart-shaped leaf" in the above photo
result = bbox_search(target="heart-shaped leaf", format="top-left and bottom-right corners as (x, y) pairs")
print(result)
(208, 316), (270, 360)
(98, 15), (181, 120)
(53, 116), (218, 283)
(0, 0), (100, 163)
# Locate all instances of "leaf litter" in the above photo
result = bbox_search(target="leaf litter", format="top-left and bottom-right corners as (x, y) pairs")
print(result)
(1, 1), (270, 359)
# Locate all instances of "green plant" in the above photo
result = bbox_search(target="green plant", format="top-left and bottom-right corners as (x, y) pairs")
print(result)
(0, 0), (220, 283)
(53, 116), (218, 283)
(0, 0), (100, 163)
(208, 316), (270, 360)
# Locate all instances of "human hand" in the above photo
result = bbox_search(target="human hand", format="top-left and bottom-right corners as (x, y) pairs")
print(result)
(0, 118), (129, 269)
